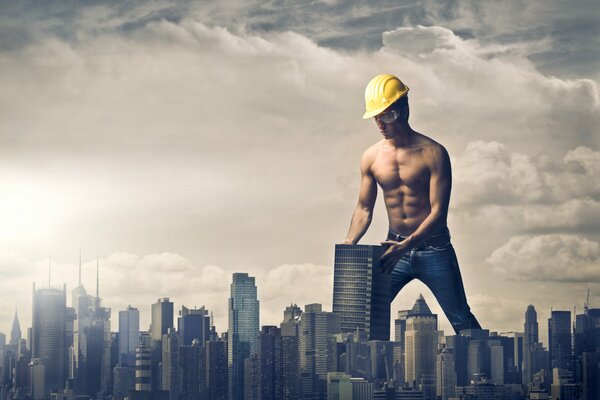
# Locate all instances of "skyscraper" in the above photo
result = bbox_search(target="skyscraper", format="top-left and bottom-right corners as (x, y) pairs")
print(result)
(523, 304), (539, 385)
(31, 283), (67, 397)
(299, 303), (341, 400)
(436, 347), (456, 400)
(280, 304), (302, 400)
(178, 305), (210, 346)
(206, 339), (228, 400)
(332, 244), (390, 340)
(10, 306), (21, 346)
(228, 273), (259, 400)
(118, 305), (140, 367)
(404, 295), (437, 400)
(150, 297), (174, 392)
(135, 333), (152, 392)
(548, 311), (572, 373)
(162, 327), (180, 400)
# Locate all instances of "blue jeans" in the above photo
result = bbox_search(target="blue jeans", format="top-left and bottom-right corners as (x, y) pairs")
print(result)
(388, 228), (481, 334)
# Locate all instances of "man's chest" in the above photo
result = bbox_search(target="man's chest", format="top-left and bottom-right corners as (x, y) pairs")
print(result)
(371, 150), (430, 191)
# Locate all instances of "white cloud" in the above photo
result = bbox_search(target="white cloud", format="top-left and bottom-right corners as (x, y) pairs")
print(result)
(487, 234), (600, 282)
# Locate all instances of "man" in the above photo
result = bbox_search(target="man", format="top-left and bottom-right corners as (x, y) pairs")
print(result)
(343, 74), (481, 334)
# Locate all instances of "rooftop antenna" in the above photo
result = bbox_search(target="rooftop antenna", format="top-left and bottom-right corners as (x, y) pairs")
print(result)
(48, 250), (51, 287)
(585, 288), (590, 313)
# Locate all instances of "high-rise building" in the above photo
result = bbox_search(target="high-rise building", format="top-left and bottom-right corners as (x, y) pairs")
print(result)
(369, 340), (395, 384)
(524, 305), (539, 385)
(548, 311), (572, 373)
(299, 303), (341, 400)
(257, 326), (280, 400)
(206, 339), (228, 400)
(162, 327), (180, 400)
(394, 309), (411, 386)
(280, 305), (302, 400)
(151, 297), (174, 341)
(404, 295), (437, 400)
(118, 305), (140, 367)
(31, 283), (67, 397)
(178, 305), (211, 346)
(10, 307), (21, 346)
(436, 347), (456, 400)
(180, 338), (204, 400)
(228, 273), (259, 400)
(151, 297), (174, 392)
(333, 244), (390, 340)
(135, 332), (152, 392)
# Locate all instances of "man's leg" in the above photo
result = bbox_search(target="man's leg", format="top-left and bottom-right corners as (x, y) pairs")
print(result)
(390, 252), (414, 301)
(415, 246), (481, 334)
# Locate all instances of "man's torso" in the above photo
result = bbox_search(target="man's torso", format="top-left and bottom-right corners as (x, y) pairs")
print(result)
(365, 133), (443, 236)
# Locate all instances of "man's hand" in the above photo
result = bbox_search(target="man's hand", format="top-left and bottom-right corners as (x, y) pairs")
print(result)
(379, 239), (411, 274)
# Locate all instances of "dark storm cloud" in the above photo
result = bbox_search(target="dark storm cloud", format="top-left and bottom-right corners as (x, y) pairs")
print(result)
(2, 0), (596, 80)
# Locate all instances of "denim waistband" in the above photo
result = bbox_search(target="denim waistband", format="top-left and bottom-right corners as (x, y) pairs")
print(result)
(387, 226), (450, 249)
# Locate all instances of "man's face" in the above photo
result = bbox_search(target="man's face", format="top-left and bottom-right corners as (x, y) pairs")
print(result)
(373, 108), (401, 139)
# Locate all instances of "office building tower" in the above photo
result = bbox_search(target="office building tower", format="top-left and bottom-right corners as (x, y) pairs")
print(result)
(178, 305), (211, 346)
(369, 340), (395, 384)
(228, 273), (259, 400)
(574, 305), (600, 400)
(394, 309), (411, 385)
(327, 372), (352, 400)
(257, 326), (280, 400)
(500, 331), (523, 384)
(73, 262), (111, 398)
(113, 364), (135, 399)
(524, 305), (539, 385)
(550, 368), (579, 400)
(333, 244), (390, 340)
(206, 339), (228, 400)
(299, 303), (341, 400)
(162, 328), (180, 400)
(436, 347), (456, 400)
(344, 333), (371, 380)
(10, 307), (21, 346)
(180, 338), (204, 400)
(119, 305), (140, 367)
(404, 295), (437, 400)
(548, 311), (572, 372)
(151, 297), (174, 341)
(135, 333), (152, 392)
(151, 297), (174, 392)
(31, 283), (67, 397)
(244, 354), (260, 400)
(280, 305), (302, 400)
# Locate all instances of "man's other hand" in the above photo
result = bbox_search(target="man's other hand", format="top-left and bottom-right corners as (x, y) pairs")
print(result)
(379, 239), (410, 274)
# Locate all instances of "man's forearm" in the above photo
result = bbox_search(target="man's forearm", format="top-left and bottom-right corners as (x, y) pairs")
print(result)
(405, 209), (447, 247)
(343, 208), (372, 244)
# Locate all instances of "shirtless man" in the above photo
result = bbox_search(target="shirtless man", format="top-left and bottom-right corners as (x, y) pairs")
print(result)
(343, 74), (481, 334)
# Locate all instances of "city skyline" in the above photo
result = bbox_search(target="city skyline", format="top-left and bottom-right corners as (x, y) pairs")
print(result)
(0, 268), (591, 351)
(0, 0), (598, 354)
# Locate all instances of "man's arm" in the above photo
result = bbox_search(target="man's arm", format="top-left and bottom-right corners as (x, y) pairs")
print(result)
(343, 150), (377, 244)
(404, 143), (452, 246)
(380, 144), (451, 269)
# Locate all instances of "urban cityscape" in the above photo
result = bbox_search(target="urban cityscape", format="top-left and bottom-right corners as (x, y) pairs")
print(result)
(0, 244), (598, 400)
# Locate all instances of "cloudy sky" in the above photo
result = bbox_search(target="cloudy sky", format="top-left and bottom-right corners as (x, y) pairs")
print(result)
(0, 0), (598, 345)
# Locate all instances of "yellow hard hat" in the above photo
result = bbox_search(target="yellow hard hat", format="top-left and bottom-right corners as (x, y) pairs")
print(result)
(363, 74), (409, 119)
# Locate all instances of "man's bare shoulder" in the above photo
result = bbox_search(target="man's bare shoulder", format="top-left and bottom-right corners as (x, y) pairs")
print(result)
(413, 132), (448, 158)
(360, 140), (384, 168)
